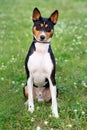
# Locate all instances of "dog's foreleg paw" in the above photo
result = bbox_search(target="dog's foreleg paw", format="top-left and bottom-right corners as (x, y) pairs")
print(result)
(28, 102), (34, 113)
(52, 111), (59, 118)
(51, 106), (59, 118)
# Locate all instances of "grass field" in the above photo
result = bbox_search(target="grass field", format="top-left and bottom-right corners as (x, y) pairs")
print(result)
(0, 0), (87, 129)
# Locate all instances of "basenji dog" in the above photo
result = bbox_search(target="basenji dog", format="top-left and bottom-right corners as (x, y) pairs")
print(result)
(23, 8), (59, 118)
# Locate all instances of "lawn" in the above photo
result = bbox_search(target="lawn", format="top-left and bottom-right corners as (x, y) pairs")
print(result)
(0, 0), (87, 129)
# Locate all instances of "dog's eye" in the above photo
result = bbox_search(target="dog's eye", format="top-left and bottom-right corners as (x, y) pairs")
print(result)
(45, 26), (51, 32)
(36, 23), (43, 30)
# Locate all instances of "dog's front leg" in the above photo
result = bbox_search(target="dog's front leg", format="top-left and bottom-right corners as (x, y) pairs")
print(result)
(27, 77), (34, 113)
(49, 78), (59, 118)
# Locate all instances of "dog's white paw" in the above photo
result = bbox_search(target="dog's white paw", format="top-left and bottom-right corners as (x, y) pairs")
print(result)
(52, 111), (59, 118)
(28, 102), (34, 113)
(51, 106), (59, 118)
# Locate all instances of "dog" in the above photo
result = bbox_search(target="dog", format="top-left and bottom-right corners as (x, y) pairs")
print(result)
(23, 8), (59, 118)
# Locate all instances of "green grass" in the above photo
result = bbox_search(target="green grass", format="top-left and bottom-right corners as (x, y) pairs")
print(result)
(0, 0), (87, 129)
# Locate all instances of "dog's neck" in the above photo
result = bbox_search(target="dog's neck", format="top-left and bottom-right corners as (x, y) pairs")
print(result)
(34, 41), (50, 53)
(34, 38), (50, 44)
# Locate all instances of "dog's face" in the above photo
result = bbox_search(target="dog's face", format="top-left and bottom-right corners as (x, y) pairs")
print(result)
(32, 8), (58, 42)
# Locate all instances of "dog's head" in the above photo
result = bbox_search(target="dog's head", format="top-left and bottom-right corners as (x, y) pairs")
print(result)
(32, 8), (59, 43)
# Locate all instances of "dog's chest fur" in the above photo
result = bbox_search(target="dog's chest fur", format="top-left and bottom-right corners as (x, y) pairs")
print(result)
(28, 42), (53, 87)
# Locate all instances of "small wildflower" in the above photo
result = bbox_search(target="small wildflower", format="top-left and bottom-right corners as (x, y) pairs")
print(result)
(67, 124), (72, 128)
(74, 109), (77, 113)
(77, 36), (82, 39)
(74, 82), (77, 88)
(85, 50), (87, 53)
(12, 57), (15, 61)
(49, 114), (52, 118)
(44, 121), (48, 125)
(74, 82), (77, 86)
(1, 77), (4, 81)
(12, 81), (15, 84)
(31, 117), (35, 122)
(82, 81), (87, 87)
(36, 126), (41, 130)
(21, 83), (25, 86)
(82, 111), (85, 115)
(50, 128), (53, 130)
(15, 89), (19, 93)
(37, 106), (40, 110)
(64, 59), (68, 62)
(73, 39), (76, 42)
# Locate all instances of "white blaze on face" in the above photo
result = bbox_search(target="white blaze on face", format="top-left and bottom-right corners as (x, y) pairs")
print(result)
(40, 31), (46, 37)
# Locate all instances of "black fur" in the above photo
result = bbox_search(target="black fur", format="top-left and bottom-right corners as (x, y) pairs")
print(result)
(25, 41), (36, 79)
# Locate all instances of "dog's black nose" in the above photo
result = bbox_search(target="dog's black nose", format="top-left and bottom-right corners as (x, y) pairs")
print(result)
(40, 35), (45, 40)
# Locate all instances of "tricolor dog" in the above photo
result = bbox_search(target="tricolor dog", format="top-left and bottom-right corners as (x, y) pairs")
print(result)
(23, 8), (59, 118)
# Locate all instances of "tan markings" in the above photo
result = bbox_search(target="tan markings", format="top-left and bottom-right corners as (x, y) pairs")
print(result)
(33, 27), (54, 40)
(40, 23), (44, 27)
(24, 85), (54, 102)
(45, 29), (54, 39)
(45, 24), (48, 28)
(33, 26), (42, 39)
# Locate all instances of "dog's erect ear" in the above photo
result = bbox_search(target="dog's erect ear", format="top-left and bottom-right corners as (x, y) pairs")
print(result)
(49, 10), (58, 25)
(32, 8), (41, 21)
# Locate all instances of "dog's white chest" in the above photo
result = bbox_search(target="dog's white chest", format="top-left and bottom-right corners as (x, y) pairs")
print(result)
(28, 43), (53, 87)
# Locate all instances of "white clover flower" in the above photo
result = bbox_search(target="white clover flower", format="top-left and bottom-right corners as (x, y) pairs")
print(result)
(73, 39), (76, 42)
(44, 121), (48, 125)
(1, 77), (4, 81)
(31, 117), (35, 122)
(12, 81), (15, 84)
(85, 50), (87, 53)
(64, 59), (68, 62)
(49, 114), (52, 118)
(37, 106), (40, 110)
(12, 57), (15, 61)
(67, 124), (72, 128)
(74, 82), (77, 85)
(77, 36), (82, 39)
(36, 126), (41, 130)
(15, 89), (19, 93)
(82, 81), (87, 87)
(82, 111), (85, 115)
(50, 128), (53, 130)
(21, 83), (25, 86)
(74, 82), (77, 88)
(74, 109), (77, 112)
